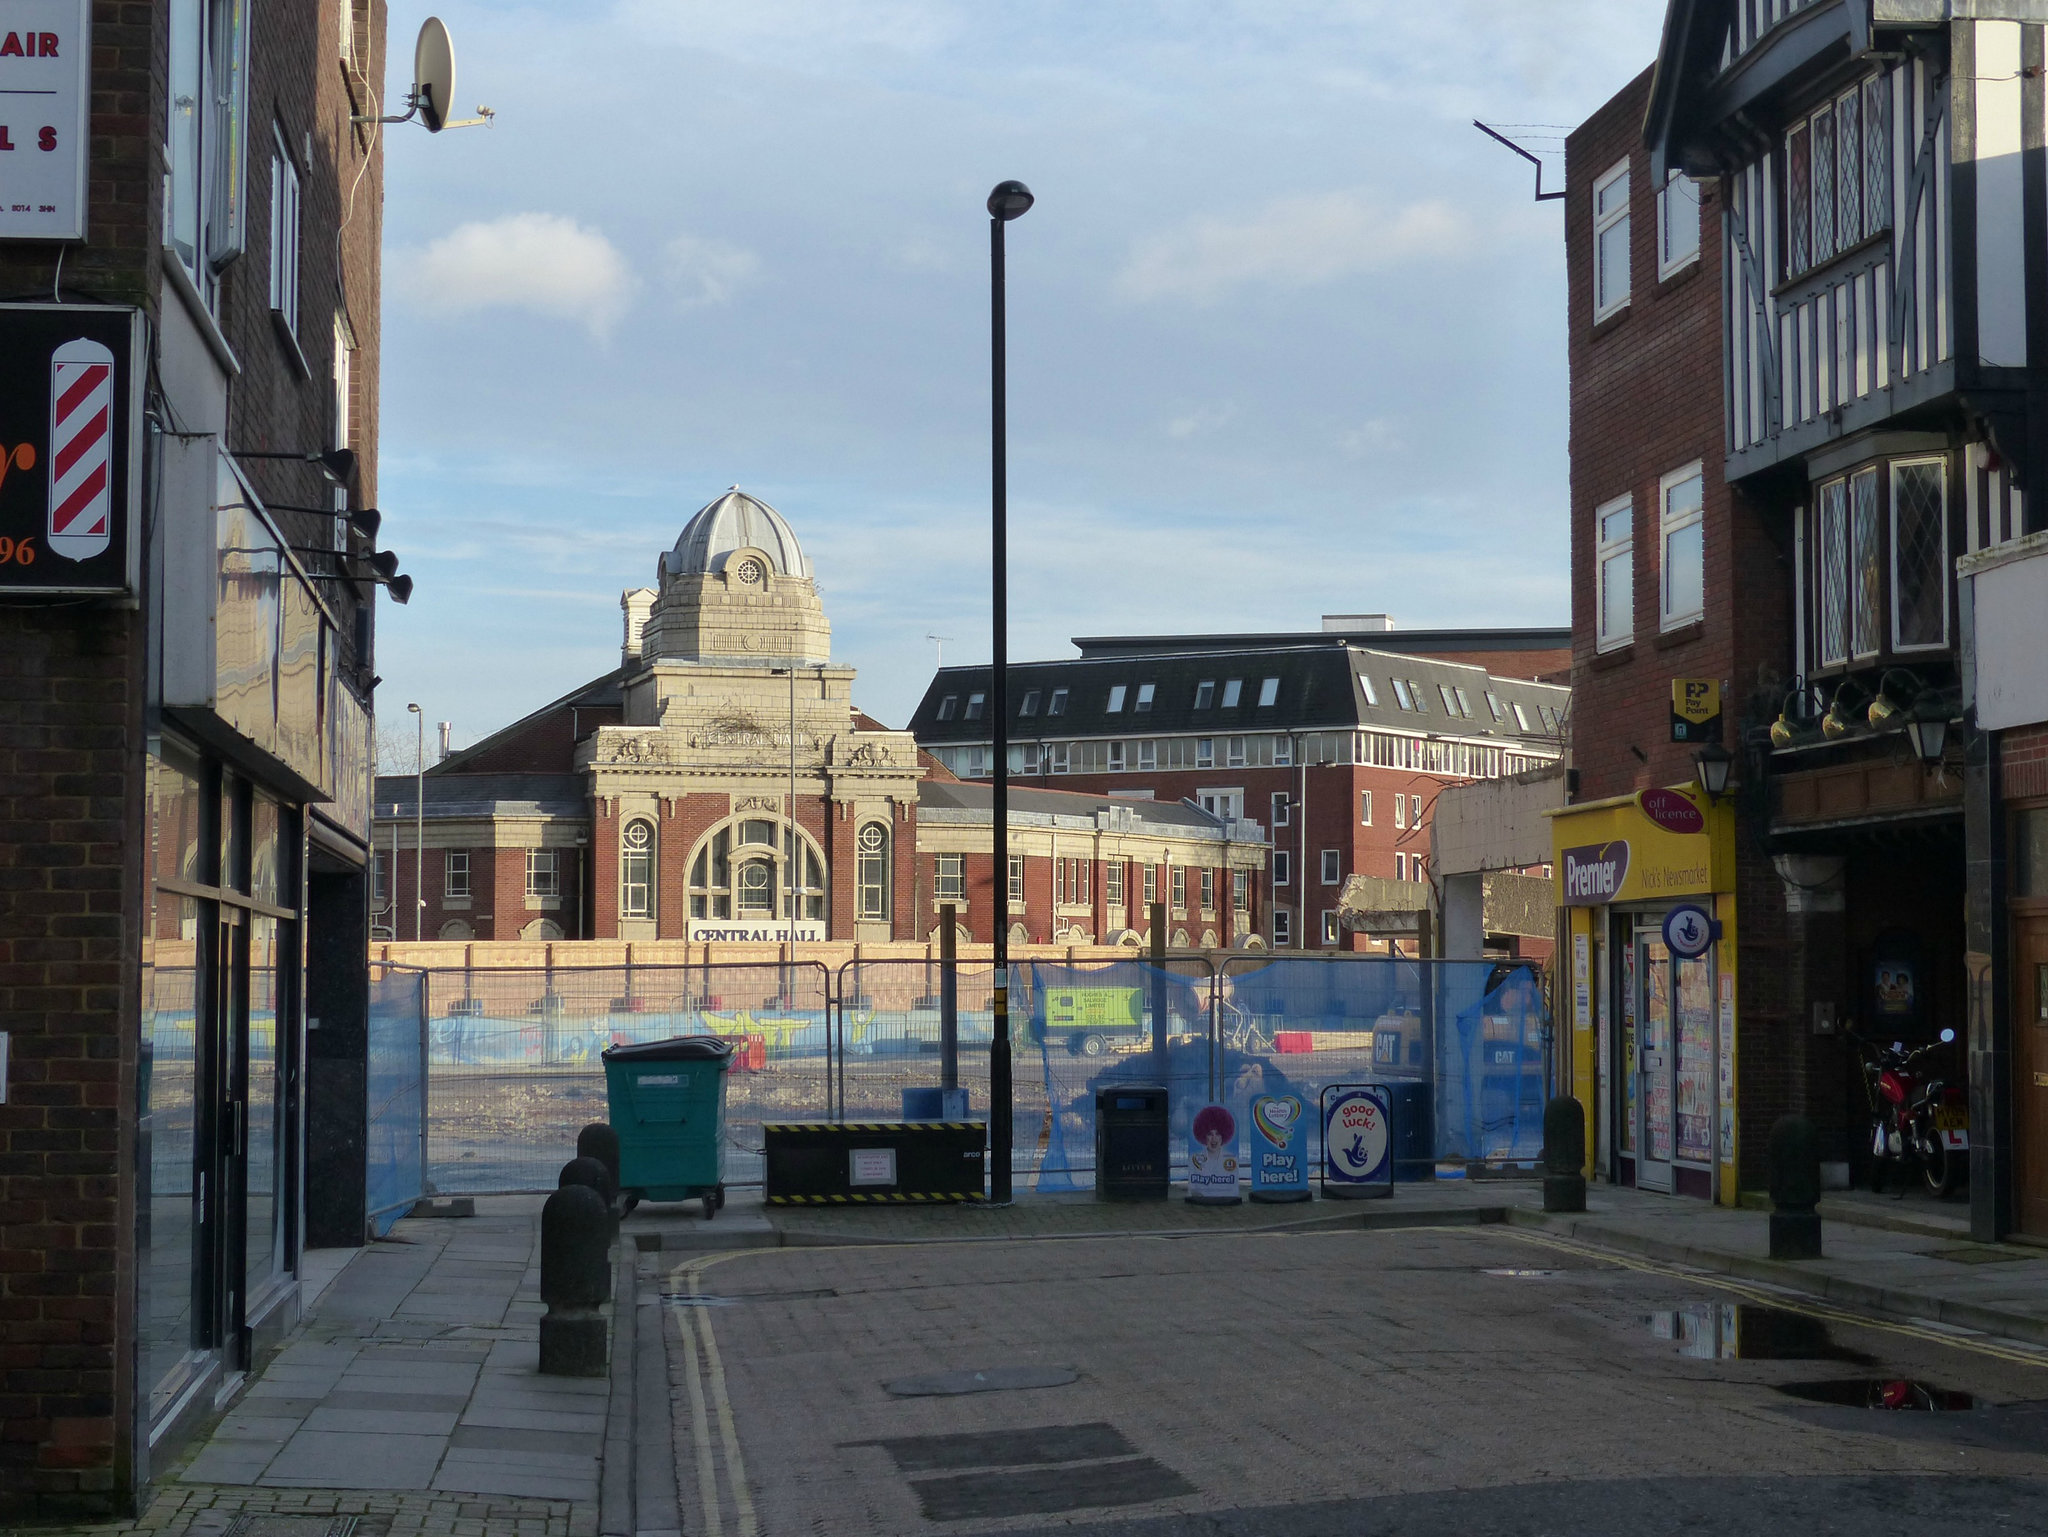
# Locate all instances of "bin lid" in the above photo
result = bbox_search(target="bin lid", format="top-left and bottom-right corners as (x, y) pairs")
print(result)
(601, 1035), (736, 1064)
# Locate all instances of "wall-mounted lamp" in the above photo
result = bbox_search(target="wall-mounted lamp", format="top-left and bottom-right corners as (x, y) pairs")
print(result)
(1820, 679), (1869, 739)
(235, 447), (358, 486)
(272, 503), (383, 540)
(1865, 668), (1922, 729)
(1693, 742), (1733, 801)
(1769, 685), (1815, 748)
(1905, 712), (1950, 765)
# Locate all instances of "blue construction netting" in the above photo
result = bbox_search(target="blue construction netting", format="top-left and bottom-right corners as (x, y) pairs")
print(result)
(366, 967), (426, 1235)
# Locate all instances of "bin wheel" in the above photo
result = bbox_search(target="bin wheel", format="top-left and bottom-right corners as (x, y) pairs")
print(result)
(701, 1190), (717, 1221)
(620, 1192), (642, 1217)
(713, 1184), (727, 1211)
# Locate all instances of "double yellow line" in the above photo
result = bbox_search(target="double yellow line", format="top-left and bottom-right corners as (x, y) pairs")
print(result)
(669, 1250), (761, 1537)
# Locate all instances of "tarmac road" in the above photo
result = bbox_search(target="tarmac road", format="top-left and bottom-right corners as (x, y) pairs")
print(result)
(659, 1223), (2048, 1536)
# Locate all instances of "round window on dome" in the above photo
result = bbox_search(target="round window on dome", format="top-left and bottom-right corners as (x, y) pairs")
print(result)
(735, 557), (766, 586)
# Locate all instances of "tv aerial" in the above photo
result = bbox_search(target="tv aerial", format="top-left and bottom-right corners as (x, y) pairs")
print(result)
(358, 17), (496, 133)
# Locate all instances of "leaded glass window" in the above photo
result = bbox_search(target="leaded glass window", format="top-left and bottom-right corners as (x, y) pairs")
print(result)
(1835, 90), (1861, 249)
(1850, 469), (1881, 658)
(1812, 109), (1836, 263)
(1818, 478), (1849, 666)
(1864, 76), (1891, 233)
(1786, 123), (1811, 274)
(1891, 459), (1948, 650)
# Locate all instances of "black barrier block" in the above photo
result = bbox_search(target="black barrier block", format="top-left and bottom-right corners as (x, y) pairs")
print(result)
(576, 1122), (621, 1194)
(539, 1183), (610, 1375)
(762, 1121), (986, 1204)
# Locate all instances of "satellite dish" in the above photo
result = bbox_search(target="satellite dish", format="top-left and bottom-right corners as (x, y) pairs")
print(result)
(413, 17), (455, 133)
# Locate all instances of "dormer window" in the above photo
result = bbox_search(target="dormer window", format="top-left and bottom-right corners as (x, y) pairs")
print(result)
(1257, 677), (1279, 708)
(1357, 673), (1378, 707)
(1221, 679), (1242, 707)
(1019, 689), (1040, 716)
(1391, 678), (1414, 711)
(964, 693), (985, 720)
(1047, 687), (1069, 716)
(1107, 685), (1127, 713)
(936, 695), (958, 721)
(1194, 680), (1215, 709)
(1135, 683), (1156, 712)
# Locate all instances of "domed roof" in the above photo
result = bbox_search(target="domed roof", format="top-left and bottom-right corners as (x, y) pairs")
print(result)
(662, 489), (810, 582)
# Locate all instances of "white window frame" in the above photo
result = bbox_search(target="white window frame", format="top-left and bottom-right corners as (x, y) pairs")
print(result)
(1106, 685), (1126, 713)
(1257, 677), (1279, 708)
(444, 849), (470, 899)
(1196, 738), (1214, 769)
(1321, 910), (1341, 946)
(1357, 672), (1378, 707)
(1226, 736), (1246, 768)
(1391, 678), (1414, 711)
(1272, 735), (1292, 766)
(1193, 680), (1215, 709)
(1360, 790), (1372, 826)
(1232, 870), (1249, 913)
(934, 853), (965, 903)
(1889, 456), (1951, 653)
(268, 124), (302, 339)
(1596, 494), (1635, 651)
(1170, 866), (1187, 912)
(1200, 868), (1215, 911)
(1393, 795), (1406, 830)
(1008, 856), (1025, 904)
(1273, 850), (1291, 887)
(1046, 742), (1069, 774)
(526, 849), (559, 900)
(1107, 741), (1126, 772)
(964, 693), (985, 720)
(936, 695), (958, 721)
(1273, 908), (1292, 947)
(1657, 169), (1701, 279)
(1221, 679), (1243, 707)
(1271, 791), (1290, 828)
(1137, 740), (1157, 771)
(1107, 861), (1125, 908)
(1135, 683), (1157, 712)
(856, 821), (889, 920)
(1395, 853), (1408, 881)
(1410, 795), (1422, 827)
(1047, 688), (1069, 716)
(1659, 463), (1705, 631)
(620, 820), (654, 920)
(1320, 849), (1341, 886)
(1593, 157), (1632, 321)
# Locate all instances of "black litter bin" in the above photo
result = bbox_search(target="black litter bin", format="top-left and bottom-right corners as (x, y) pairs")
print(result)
(1384, 1079), (1435, 1181)
(1095, 1083), (1169, 1200)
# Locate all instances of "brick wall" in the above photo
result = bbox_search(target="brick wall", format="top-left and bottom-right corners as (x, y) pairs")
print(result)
(2005, 722), (2048, 802)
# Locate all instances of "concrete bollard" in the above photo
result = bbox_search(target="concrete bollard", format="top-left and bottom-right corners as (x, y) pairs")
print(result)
(576, 1123), (622, 1204)
(539, 1183), (611, 1376)
(1768, 1114), (1823, 1260)
(1541, 1096), (1587, 1213)
(559, 1154), (619, 1255)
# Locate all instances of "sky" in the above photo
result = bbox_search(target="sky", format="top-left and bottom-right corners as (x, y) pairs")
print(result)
(371, 1), (1667, 764)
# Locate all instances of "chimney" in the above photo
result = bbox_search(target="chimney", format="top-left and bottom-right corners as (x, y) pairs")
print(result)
(437, 722), (452, 761)
(621, 587), (657, 664)
(1322, 613), (1392, 633)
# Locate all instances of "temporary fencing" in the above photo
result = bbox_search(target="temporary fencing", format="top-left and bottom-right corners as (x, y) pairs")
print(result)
(365, 965), (427, 1236)
(409, 952), (1550, 1198)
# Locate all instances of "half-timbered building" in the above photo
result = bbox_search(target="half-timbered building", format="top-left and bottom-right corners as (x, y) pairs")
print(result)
(1623, 0), (2048, 1237)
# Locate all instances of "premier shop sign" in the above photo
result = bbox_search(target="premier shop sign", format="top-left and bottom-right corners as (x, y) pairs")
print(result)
(1561, 841), (1630, 906)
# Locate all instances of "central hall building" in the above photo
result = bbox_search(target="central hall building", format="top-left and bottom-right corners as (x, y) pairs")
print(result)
(373, 491), (1267, 947)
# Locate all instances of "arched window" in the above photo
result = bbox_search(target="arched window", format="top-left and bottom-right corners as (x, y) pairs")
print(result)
(687, 816), (827, 922)
(856, 822), (889, 920)
(620, 819), (655, 919)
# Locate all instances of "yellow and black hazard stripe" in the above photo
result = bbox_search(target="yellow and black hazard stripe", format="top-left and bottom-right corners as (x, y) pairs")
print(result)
(760, 1122), (984, 1134)
(763, 1191), (986, 1205)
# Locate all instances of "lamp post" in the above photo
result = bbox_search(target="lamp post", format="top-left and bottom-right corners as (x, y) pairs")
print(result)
(406, 702), (424, 941)
(988, 177), (1033, 1206)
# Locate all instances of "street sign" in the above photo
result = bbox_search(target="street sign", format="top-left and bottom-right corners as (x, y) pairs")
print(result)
(1321, 1083), (1393, 1199)
(0, 304), (142, 595)
(1248, 1093), (1310, 1202)
(1670, 678), (1722, 743)
(1662, 902), (1716, 960)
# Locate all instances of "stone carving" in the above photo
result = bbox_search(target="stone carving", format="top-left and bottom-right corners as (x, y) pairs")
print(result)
(732, 794), (780, 814)
(845, 741), (888, 767)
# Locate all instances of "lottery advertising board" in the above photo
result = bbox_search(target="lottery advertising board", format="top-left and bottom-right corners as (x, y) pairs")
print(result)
(1321, 1083), (1393, 1199)
(1248, 1092), (1311, 1202)
(0, 305), (143, 595)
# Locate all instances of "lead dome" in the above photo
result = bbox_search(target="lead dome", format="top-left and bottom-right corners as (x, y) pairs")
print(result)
(662, 489), (811, 583)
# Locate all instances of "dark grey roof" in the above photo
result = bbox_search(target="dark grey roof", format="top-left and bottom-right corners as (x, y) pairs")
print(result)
(430, 668), (626, 777)
(374, 773), (586, 821)
(908, 643), (1568, 746)
(920, 778), (1218, 829)
(1072, 625), (1569, 659)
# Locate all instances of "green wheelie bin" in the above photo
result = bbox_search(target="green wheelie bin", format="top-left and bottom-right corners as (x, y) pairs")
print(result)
(601, 1035), (735, 1219)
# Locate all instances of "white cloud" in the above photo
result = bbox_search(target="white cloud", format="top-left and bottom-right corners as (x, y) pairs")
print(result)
(1339, 417), (1406, 458)
(397, 213), (636, 336)
(663, 233), (762, 307)
(1165, 404), (1235, 440)
(1116, 190), (1469, 304)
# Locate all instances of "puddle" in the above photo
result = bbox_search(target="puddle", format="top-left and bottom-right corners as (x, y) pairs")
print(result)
(1777, 1378), (1977, 1411)
(1482, 1268), (1561, 1278)
(1642, 1302), (1871, 1362)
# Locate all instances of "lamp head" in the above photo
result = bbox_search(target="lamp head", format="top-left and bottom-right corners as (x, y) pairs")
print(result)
(1694, 742), (1733, 800)
(407, 702), (421, 714)
(348, 507), (383, 541)
(317, 448), (358, 486)
(367, 548), (401, 580)
(1906, 713), (1950, 764)
(388, 574), (414, 606)
(987, 180), (1035, 220)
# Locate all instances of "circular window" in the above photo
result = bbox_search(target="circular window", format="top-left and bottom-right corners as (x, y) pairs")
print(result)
(623, 821), (652, 850)
(734, 557), (766, 586)
(857, 823), (885, 854)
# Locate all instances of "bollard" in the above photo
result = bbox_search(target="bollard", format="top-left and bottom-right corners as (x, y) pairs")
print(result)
(559, 1154), (619, 1255)
(539, 1183), (610, 1376)
(1541, 1096), (1587, 1213)
(1767, 1114), (1823, 1260)
(576, 1123), (621, 1203)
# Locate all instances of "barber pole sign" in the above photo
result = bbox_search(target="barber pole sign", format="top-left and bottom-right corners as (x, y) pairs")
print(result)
(0, 305), (140, 594)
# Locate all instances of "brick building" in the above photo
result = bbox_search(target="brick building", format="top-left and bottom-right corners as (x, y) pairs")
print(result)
(371, 491), (1265, 949)
(910, 620), (1569, 954)
(0, 1), (391, 1518)
(1561, 2), (2048, 1232)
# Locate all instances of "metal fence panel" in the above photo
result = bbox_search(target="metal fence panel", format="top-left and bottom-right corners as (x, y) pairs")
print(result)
(366, 966), (426, 1235)
(423, 962), (829, 1193)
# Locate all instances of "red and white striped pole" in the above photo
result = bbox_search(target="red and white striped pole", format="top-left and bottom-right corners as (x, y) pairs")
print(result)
(47, 338), (114, 562)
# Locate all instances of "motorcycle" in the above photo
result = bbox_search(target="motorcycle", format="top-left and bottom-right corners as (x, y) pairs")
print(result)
(1854, 1027), (1968, 1198)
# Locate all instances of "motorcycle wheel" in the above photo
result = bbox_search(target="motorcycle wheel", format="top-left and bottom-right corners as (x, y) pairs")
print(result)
(1919, 1135), (1957, 1198)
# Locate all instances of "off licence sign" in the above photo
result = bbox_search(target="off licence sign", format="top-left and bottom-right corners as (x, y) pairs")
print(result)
(0, 305), (141, 594)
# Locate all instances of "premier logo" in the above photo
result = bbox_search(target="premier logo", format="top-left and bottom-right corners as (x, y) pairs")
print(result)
(1562, 840), (1630, 903)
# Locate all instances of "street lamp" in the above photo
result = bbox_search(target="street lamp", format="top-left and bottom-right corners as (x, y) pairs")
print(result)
(406, 702), (424, 941)
(1693, 742), (1733, 802)
(988, 176), (1032, 1206)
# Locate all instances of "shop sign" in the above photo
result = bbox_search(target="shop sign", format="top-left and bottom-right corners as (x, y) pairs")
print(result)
(1562, 840), (1630, 905)
(1187, 1104), (1241, 1203)
(1321, 1083), (1393, 1196)
(687, 920), (826, 943)
(0, 1), (90, 242)
(1670, 678), (1722, 743)
(1662, 902), (1715, 960)
(1248, 1093), (1309, 1200)
(0, 304), (142, 594)
(1639, 788), (1705, 834)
